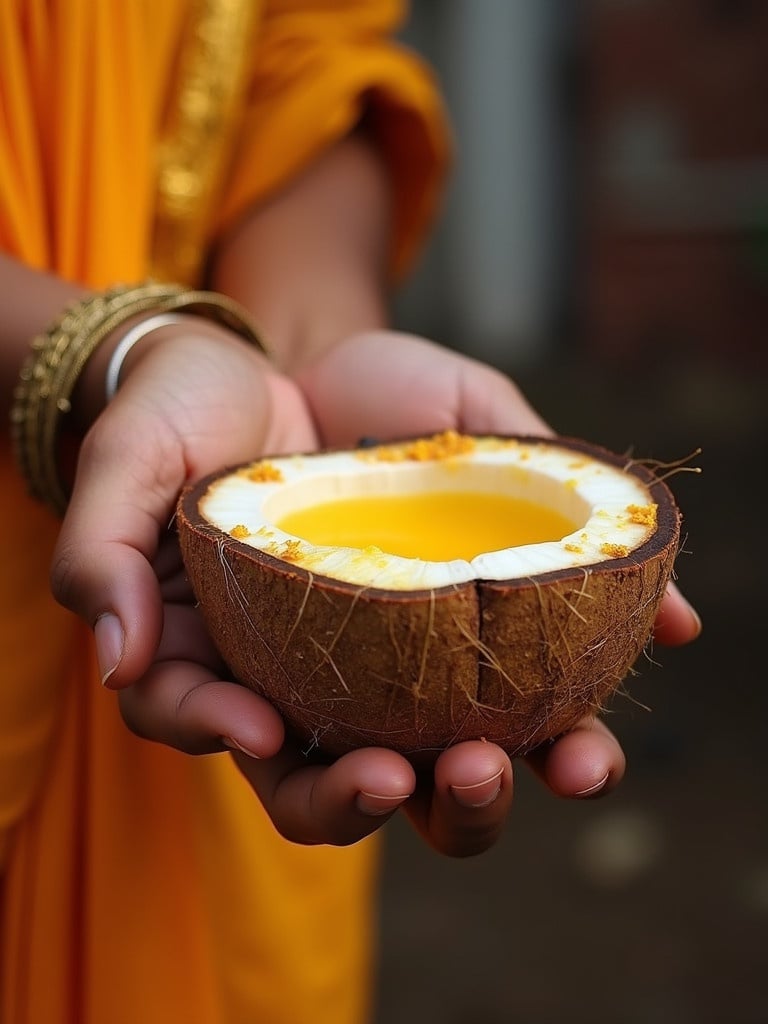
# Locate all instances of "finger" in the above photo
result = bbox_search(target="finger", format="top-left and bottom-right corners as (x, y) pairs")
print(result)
(404, 741), (514, 858)
(231, 746), (416, 847)
(112, 596), (284, 754)
(653, 581), (702, 647)
(297, 332), (553, 445)
(525, 716), (626, 799)
(457, 360), (554, 437)
(118, 661), (286, 758)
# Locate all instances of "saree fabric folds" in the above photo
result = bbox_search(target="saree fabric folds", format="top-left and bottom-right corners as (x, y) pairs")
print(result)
(0, 2), (449, 1021)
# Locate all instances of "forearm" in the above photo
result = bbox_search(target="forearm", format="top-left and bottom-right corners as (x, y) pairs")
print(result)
(0, 255), (87, 420)
(209, 131), (392, 374)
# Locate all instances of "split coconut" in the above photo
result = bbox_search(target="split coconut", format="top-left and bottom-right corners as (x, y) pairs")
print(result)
(177, 432), (681, 765)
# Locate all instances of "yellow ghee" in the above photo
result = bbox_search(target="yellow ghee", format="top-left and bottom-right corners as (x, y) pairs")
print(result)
(277, 491), (577, 562)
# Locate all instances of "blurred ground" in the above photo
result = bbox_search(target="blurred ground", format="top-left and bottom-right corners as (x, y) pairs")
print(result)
(374, 348), (767, 1024)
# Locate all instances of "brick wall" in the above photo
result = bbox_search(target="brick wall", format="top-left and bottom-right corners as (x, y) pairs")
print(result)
(583, 0), (768, 365)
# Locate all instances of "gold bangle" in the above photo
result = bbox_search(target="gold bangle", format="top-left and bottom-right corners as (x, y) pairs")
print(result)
(10, 282), (269, 516)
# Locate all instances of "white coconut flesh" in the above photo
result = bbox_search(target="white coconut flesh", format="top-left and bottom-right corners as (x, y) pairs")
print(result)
(198, 435), (661, 591)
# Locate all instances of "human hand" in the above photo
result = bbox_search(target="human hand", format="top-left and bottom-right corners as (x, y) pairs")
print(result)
(52, 316), (317, 677)
(282, 329), (701, 854)
(49, 319), (512, 857)
(49, 318), (316, 775)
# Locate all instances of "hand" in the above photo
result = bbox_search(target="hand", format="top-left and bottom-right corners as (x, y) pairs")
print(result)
(50, 320), (316, 777)
(53, 318), (318, 677)
(283, 329), (701, 855)
(51, 321), (525, 858)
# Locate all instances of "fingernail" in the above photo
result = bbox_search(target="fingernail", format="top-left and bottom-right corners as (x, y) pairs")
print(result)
(222, 737), (262, 759)
(575, 771), (611, 798)
(450, 767), (504, 809)
(94, 613), (123, 686)
(356, 791), (411, 816)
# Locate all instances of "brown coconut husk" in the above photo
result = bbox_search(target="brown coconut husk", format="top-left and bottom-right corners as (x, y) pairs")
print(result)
(177, 436), (681, 766)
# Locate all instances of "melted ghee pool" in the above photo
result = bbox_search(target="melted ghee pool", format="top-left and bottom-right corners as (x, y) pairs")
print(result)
(277, 491), (578, 562)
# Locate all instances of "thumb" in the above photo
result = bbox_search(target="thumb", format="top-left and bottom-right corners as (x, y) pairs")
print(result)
(456, 356), (554, 438)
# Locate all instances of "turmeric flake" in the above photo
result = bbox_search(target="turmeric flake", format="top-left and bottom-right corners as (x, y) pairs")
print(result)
(601, 542), (630, 559)
(241, 461), (284, 483)
(266, 539), (303, 563)
(627, 503), (658, 527)
(371, 430), (475, 463)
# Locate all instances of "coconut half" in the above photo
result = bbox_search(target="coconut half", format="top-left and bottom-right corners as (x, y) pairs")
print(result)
(177, 432), (681, 765)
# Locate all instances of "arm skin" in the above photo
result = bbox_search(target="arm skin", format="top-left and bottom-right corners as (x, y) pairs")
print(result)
(0, 256), (86, 412)
(3, 133), (701, 858)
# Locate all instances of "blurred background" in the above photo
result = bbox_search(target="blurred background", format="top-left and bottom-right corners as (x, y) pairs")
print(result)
(376, 3), (768, 1022)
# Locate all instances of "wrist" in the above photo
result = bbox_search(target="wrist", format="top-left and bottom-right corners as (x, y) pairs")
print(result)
(69, 290), (270, 432)
(13, 283), (268, 515)
(279, 300), (389, 376)
(70, 312), (206, 430)
(209, 269), (389, 377)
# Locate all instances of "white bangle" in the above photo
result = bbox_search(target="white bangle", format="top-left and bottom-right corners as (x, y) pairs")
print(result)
(104, 313), (185, 401)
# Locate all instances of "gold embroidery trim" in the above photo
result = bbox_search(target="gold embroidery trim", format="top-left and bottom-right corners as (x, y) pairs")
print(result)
(151, 0), (261, 285)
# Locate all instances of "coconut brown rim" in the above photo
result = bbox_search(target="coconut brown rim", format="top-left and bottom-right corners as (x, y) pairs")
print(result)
(177, 434), (681, 765)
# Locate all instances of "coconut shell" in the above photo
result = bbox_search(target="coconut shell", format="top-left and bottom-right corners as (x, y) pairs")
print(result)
(177, 436), (681, 766)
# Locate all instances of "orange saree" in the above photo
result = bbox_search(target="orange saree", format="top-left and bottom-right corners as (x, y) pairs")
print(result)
(0, 2), (448, 1020)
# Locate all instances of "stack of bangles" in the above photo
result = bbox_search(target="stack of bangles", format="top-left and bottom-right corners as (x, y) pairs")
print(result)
(10, 281), (269, 516)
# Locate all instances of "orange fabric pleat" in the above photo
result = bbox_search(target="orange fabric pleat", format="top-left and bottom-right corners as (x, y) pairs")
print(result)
(0, 1), (448, 1021)
(1, 634), (379, 1024)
